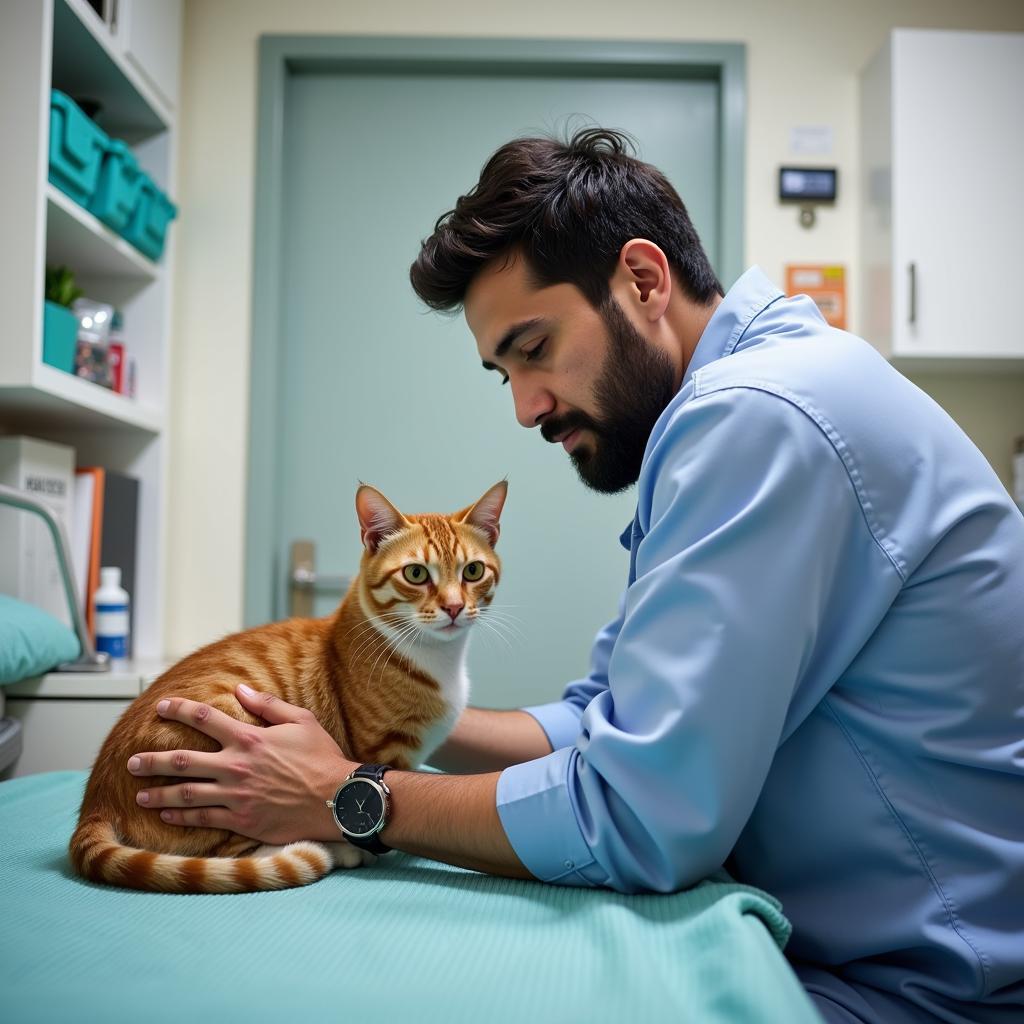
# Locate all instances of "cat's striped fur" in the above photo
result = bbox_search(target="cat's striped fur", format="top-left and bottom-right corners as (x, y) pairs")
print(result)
(69, 482), (506, 893)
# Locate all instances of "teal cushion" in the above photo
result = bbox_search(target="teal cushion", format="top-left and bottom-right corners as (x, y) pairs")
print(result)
(0, 594), (80, 684)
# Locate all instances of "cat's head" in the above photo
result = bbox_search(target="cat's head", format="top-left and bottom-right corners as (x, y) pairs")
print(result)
(354, 481), (506, 644)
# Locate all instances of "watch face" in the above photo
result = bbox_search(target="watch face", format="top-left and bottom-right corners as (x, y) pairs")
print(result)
(335, 780), (385, 838)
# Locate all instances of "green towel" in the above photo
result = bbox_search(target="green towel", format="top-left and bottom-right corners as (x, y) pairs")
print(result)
(0, 771), (820, 1023)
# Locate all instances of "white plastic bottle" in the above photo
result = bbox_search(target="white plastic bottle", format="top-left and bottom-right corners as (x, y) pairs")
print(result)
(94, 566), (129, 660)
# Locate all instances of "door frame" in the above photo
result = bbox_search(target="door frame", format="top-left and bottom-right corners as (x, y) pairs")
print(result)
(245, 35), (746, 626)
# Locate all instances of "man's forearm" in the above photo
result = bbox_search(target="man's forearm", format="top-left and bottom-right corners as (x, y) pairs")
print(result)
(378, 768), (535, 880)
(426, 706), (553, 774)
(366, 709), (552, 880)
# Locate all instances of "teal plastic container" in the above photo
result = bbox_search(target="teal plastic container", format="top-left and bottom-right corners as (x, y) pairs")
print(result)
(87, 139), (144, 234)
(42, 301), (78, 374)
(122, 175), (178, 261)
(48, 90), (109, 206)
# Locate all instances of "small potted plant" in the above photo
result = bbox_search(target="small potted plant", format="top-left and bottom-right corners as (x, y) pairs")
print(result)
(43, 265), (83, 374)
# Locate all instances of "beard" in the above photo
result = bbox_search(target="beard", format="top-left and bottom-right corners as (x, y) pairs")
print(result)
(539, 297), (679, 494)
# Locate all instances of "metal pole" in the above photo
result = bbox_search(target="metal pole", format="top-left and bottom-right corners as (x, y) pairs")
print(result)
(0, 482), (110, 672)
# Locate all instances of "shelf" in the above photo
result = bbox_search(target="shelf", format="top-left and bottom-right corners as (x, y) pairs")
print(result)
(45, 185), (159, 283)
(4, 658), (168, 699)
(0, 363), (163, 434)
(52, 0), (172, 141)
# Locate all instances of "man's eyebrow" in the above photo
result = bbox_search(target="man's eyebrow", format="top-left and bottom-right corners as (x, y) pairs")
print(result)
(480, 317), (546, 372)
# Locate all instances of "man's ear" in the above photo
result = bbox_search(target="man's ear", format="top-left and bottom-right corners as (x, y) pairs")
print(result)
(456, 480), (508, 547)
(355, 484), (409, 552)
(616, 238), (672, 320)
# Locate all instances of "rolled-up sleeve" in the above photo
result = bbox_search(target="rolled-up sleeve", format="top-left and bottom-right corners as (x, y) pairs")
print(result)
(497, 386), (879, 893)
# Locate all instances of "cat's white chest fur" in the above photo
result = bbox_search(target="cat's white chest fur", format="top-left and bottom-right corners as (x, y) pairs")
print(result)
(366, 604), (473, 768)
(403, 634), (470, 768)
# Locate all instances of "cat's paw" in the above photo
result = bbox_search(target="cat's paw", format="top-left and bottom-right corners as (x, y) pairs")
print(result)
(324, 840), (375, 869)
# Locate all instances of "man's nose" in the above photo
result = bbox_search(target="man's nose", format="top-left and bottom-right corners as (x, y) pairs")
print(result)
(510, 378), (554, 429)
(441, 602), (464, 623)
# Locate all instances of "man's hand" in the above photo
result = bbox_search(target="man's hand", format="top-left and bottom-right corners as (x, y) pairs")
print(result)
(127, 684), (356, 845)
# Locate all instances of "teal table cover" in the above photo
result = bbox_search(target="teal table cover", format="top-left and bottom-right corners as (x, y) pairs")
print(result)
(0, 772), (820, 1023)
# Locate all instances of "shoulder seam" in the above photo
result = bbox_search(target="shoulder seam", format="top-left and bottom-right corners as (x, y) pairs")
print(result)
(689, 376), (908, 581)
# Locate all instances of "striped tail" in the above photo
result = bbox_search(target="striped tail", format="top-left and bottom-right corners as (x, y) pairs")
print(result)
(69, 815), (333, 893)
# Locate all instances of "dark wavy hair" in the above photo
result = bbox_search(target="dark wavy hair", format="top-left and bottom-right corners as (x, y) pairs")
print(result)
(409, 127), (722, 313)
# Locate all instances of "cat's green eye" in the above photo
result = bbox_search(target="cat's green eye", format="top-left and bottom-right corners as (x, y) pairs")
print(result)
(403, 564), (429, 585)
(463, 561), (485, 582)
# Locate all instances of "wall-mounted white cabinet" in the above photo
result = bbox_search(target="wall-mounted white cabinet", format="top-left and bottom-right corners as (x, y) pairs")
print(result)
(859, 29), (1024, 368)
(66, 0), (183, 115)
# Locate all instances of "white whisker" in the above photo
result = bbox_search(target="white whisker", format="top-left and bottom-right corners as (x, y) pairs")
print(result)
(477, 610), (527, 644)
(366, 620), (421, 683)
(473, 614), (517, 650)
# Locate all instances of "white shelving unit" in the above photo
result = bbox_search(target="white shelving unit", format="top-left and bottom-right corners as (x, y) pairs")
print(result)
(0, 0), (182, 773)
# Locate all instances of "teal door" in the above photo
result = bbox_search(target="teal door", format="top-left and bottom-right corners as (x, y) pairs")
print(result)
(250, 46), (741, 710)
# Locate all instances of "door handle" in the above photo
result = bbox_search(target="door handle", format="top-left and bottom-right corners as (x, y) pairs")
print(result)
(908, 262), (917, 326)
(288, 540), (352, 618)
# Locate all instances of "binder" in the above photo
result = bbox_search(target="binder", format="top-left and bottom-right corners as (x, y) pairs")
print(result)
(73, 467), (139, 653)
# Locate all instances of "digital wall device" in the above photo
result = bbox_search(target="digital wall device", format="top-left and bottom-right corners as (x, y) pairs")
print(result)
(778, 166), (838, 228)
(778, 167), (838, 203)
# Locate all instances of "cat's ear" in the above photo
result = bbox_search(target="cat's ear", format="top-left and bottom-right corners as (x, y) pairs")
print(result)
(457, 480), (507, 547)
(355, 485), (409, 553)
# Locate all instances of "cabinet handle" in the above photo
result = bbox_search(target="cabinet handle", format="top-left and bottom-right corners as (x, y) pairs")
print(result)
(908, 262), (917, 326)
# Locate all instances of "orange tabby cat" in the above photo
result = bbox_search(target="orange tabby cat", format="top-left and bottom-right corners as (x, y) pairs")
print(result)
(70, 481), (506, 894)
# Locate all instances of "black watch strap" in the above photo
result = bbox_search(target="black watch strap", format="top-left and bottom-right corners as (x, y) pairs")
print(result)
(353, 763), (391, 783)
(347, 763), (392, 854)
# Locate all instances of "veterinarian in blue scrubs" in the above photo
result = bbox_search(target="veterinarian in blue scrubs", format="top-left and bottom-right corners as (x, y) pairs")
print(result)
(136, 128), (1024, 1024)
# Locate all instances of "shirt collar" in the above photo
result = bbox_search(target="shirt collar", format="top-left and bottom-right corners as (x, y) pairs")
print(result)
(679, 266), (785, 392)
(619, 267), (784, 550)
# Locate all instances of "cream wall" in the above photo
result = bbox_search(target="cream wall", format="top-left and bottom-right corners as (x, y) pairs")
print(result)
(167, 0), (1024, 656)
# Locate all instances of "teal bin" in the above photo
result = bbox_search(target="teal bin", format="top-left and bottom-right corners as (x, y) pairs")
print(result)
(42, 301), (78, 374)
(88, 140), (144, 234)
(122, 175), (177, 261)
(48, 90), (109, 206)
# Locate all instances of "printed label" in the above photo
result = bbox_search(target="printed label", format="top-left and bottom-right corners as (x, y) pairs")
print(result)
(95, 603), (129, 659)
(96, 632), (127, 658)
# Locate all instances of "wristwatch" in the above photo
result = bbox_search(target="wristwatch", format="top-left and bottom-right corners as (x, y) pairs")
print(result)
(326, 763), (393, 854)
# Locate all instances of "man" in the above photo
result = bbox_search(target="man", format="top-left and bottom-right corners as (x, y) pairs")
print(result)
(131, 129), (1024, 1023)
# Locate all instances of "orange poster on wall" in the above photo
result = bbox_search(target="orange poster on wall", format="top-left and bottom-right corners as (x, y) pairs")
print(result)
(785, 264), (846, 330)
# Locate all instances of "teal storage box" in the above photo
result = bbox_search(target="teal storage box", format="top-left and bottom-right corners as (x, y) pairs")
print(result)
(123, 176), (177, 261)
(88, 140), (144, 234)
(48, 90), (109, 206)
(42, 301), (78, 374)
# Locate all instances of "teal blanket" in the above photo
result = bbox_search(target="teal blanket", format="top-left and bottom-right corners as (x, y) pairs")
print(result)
(0, 772), (820, 1022)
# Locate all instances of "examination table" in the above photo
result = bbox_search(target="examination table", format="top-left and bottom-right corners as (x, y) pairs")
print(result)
(0, 771), (821, 1022)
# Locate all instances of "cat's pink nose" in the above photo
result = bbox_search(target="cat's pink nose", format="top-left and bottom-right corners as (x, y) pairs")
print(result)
(442, 603), (464, 623)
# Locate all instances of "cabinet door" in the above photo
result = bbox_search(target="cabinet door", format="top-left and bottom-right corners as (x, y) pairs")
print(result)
(892, 30), (1024, 357)
(5, 699), (130, 776)
(117, 0), (182, 110)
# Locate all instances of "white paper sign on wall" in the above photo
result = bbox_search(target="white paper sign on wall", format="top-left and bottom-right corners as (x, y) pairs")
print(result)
(789, 125), (834, 156)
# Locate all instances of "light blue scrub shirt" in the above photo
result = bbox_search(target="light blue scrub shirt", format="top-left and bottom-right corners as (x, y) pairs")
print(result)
(495, 267), (1024, 1023)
